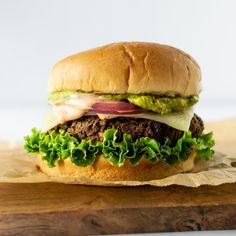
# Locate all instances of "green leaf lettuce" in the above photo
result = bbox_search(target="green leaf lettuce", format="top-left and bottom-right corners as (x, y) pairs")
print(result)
(24, 128), (214, 168)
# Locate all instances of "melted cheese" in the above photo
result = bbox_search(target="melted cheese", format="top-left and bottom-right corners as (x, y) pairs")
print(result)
(97, 110), (193, 131)
(43, 112), (60, 132)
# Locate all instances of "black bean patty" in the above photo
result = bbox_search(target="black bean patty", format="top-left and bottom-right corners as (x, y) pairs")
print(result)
(52, 114), (204, 144)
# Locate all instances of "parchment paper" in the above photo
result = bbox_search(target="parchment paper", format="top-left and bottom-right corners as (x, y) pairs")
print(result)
(0, 118), (236, 187)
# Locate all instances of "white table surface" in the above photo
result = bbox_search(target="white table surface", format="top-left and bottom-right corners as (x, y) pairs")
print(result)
(0, 103), (236, 236)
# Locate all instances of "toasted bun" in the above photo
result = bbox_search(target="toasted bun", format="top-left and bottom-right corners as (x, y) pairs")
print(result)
(49, 42), (201, 96)
(37, 150), (196, 182)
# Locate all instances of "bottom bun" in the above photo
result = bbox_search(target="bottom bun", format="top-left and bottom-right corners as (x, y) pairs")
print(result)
(37, 150), (196, 182)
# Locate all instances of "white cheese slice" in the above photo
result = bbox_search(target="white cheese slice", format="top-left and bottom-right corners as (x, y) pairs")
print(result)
(42, 112), (60, 132)
(138, 109), (194, 131)
(97, 109), (193, 131)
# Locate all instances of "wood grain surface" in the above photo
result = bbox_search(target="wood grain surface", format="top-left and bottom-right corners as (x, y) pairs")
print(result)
(0, 118), (236, 235)
(0, 183), (236, 235)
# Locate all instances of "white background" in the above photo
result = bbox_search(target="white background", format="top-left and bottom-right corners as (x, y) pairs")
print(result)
(0, 1), (236, 236)
(1, 0), (236, 106)
(1, 0), (236, 139)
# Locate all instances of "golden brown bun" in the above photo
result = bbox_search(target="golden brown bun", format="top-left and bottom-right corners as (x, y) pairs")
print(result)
(37, 150), (196, 182)
(49, 42), (201, 96)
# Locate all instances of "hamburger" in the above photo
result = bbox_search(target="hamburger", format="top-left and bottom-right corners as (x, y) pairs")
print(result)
(24, 42), (214, 182)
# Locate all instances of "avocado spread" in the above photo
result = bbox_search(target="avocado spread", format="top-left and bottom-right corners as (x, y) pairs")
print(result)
(48, 91), (198, 115)
(48, 91), (79, 101)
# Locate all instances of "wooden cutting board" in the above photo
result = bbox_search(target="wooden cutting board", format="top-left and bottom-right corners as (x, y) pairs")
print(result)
(0, 119), (236, 235)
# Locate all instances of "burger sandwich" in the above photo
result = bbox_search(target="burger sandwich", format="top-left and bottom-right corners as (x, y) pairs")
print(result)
(24, 42), (214, 182)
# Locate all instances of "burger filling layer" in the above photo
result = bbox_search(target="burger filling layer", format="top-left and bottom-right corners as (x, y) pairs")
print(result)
(47, 92), (198, 131)
(25, 113), (214, 168)
(48, 91), (198, 115)
(24, 92), (215, 168)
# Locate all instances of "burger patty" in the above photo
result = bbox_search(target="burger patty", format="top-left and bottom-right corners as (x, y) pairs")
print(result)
(52, 114), (204, 144)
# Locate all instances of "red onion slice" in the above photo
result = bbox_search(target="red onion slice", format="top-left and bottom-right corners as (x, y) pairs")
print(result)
(92, 101), (144, 114)
(94, 110), (143, 115)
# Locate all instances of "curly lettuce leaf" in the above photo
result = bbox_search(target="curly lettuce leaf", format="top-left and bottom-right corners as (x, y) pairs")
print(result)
(24, 128), (214, 168)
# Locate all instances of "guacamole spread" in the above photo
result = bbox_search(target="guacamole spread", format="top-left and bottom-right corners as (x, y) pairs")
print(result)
(104, 94), (198, 114)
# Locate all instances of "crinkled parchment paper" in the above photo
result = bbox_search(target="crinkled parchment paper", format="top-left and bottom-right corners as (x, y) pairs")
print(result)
(0, 118), (236, 187)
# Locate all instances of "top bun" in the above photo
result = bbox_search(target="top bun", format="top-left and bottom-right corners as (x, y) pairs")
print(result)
(49, 42), (201, 96)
